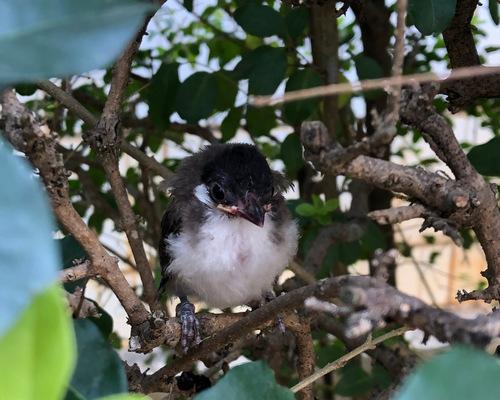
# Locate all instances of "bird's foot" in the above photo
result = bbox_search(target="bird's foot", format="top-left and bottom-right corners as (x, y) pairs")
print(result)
(262, 291), (286, 334)
(176, 300), (201, 352)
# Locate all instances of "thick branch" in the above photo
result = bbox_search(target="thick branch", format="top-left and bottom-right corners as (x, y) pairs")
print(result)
(1, 90), (149, 325)
(85, 36), (158, 309)
(441, 0), (500, 110)
(368, 204), (429, 225)
(301, 121), (472, 214)
(132, 275), (500, 392)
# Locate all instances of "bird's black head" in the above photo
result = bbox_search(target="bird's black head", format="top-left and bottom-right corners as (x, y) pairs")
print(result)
(199, 143), (274, 227)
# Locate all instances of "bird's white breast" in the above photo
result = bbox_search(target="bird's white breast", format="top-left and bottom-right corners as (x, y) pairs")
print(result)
(167, 213), (298, 309)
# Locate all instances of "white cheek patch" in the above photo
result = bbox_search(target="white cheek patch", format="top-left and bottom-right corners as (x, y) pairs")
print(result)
(194, 184), (213, 207)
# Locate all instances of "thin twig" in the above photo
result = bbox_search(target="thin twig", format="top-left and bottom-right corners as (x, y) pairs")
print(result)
(252, 65), (500, 106)
(396, 226), (439, 307)
(290, 327), (408, 393)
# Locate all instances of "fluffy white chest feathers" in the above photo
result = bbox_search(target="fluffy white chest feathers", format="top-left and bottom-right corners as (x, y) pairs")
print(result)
(167, 212), (298, 309)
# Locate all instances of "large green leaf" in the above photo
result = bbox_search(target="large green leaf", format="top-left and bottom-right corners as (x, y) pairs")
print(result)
(285, 7), (309, 40)
(234, 46), (287, 95)
(0, 138), (59, 336)
(395, 347), (500, 400)
(221, 107), (243, 142)
(0, 286), (75, 400)
(195, 361), (294, 400)
(280, 133), (304, 179)
(234, 4), (286, 38)
(214, 71), (238, 111)
(354, 55), (384, 80)
(246, 106), (277, 136)
(175, 71), (218, 122)
(0, 0), (153, 83)
(145, 63), (180, 129)
(69, 319), (128, 399)
(467, 137), (500, 176)
(283, 68), (323, 125)
(408, 0), (457, 35)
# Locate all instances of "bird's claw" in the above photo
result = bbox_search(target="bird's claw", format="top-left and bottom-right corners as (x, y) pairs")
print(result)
(276, 315), (286, 334)
(176, 301), (201, 352)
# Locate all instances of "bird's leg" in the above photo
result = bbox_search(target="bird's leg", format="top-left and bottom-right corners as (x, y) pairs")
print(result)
(262, 291), (286, 334)
(176, 296), (201, 352)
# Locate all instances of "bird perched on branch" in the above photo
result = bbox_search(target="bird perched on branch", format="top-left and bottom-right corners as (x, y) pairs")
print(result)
(158, 143), (298, 350)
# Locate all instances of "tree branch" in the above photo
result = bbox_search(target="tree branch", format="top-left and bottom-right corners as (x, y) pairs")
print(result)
(37, 80), (173, 180)
(442, 0), (500, 111)
(84, 35), (159, 309)
(291, 327), (408, 394)
(1, 89), (149, 325)
(130, 275), (500, 392)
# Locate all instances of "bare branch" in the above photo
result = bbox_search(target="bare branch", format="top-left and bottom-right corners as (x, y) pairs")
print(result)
(251, 65), (500, 107)
(289, 318), (315, 400)
(60, 260), (93, 283)
(368, 204), (429, 225)
(84, 35), (159, 309)
(1, 89), (149, 325)
(132, 275), (500, 392)
(291, 327), (408, 394)
(37, 80), (173, 180)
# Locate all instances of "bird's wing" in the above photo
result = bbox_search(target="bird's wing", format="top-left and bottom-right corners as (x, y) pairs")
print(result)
(158, 201), (182, 295)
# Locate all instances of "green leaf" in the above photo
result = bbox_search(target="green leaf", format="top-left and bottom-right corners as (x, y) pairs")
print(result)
(214, 71), (238, 111)
(280, 133), (304, 179)
(246, 106), (277, 136)
(0, 0), (153, 83)
(56, 235), (87, 292)
(394, 347), (500, 400)
(468, 137), (500, 176)
(69, 319), (128, 399)
(234, 46), (287, 95)
(296, 203), (316, 217)
(99, 395), (147, 400)
(354, 55), (384, 80)
(324, 198), (339, 212)
(336, 361), (373, 396)
(234, 4), (286, 38)
(408, 0), (457, 35)
(489, 0), (499, 24)
(0, 286), (75, 400)
(145, 63), (180, 129)
(221, 107), (243, 142)
(57, 235), (87, 269)
(285, 7), (309, 40)
(0, 138), (59, 336)
(195, 361), (294, 400)
(283, 68), (323, 125)
(175, 72), (218, 122)
(15, 83), (38, 96)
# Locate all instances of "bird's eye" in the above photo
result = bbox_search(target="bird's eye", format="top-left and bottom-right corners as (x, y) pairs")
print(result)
(210, 183), (225, 202)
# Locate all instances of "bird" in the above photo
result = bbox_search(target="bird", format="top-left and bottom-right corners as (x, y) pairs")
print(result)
(158, 143), (298, 350)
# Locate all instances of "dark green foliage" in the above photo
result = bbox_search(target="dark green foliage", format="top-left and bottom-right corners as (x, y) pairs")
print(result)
(175, 72), (218, 122)
(146, 63), (181, 129)
(195, 361), (294, 400)
(467, 136), (500, 176)
(234, 46), (287, 95)
(69, 320), (128, 399)
(408, 0), (457, 35)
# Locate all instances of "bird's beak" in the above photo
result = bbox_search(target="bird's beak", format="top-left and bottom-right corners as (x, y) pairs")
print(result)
(237, 193), (266, 227)
(216, 193), (266, 227)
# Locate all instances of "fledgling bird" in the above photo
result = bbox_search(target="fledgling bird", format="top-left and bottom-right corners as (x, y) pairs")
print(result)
(158, 143), (298, 349)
